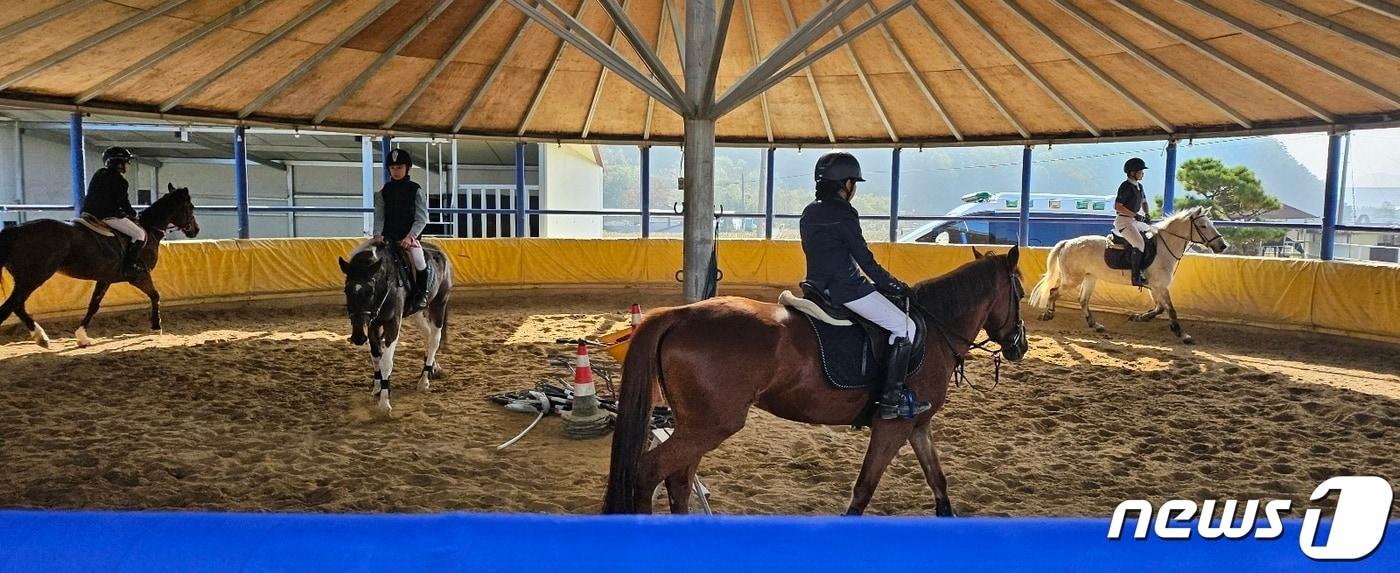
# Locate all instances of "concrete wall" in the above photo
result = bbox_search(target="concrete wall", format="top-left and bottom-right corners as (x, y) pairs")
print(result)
(538, 144), (602, 238)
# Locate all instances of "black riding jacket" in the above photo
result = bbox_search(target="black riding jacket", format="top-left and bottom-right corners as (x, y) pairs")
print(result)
(81, 168), (136, 220)
(799, 196), (902, 305)
(374, 176), (427, 241)
(1115, 179), (1146, 216)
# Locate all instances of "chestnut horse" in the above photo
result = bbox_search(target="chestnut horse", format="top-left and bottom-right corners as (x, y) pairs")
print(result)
(604, 247), (1028, 516)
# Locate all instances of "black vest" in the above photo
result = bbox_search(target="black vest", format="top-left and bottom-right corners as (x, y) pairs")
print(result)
(381, 177), (420, 240)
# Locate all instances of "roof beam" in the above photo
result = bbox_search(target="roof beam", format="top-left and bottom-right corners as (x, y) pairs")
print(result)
(700, 0), (738, 114)
(382, 0), (502, 129)
(666, 0), (686, 68)
(1175, 0), (1400, 107)
(1000, 0), (1173, 134)
(861, 3), (960, 140)
(451, 12), (537, 132)
(595, 0), (690, 113)
(314, 0), (456, 124)
(187, 133), (286, 171)
(779, 0), (835, 143)
(1341, 0), (1400, 20)
(945, 0), (1100, 136)
(77, 0), (271, 104)
(645, 0), (672, 140)
(1108, 0), (1334, 122)
(1047, 0), (1251, 128)
(908, 3), (1027, 139)
(581, 1), (633, 138)
(715, 0), (916, 119)
(743, 0), (774, 142)
(1253, 0), (1399, 59)
(238, 0), (400, 119)
(0, 0), (194, 92)
(160, 0), (338, 113)
(505, 0), (683, 114)
(0, 0), (100, 44)
(830, 20), (898, 141)
(518, 0), (603, 135)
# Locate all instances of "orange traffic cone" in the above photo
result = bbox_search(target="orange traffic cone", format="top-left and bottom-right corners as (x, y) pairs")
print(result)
(562, 341), (611, 438)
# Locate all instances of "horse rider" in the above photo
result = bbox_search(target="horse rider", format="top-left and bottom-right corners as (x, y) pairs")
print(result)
(1115, 157), (1153, 287)
(81, 146), (145, 278)
(368, 147), (433, 314)
(800, 152), (928, 420)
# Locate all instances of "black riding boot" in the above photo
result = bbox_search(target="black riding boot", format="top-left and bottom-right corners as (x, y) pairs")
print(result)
(122, 240), (147, 278)
(1130, 249), (1148, 287)
(407, 264), (433, 314)
(878, 337), (931, 420)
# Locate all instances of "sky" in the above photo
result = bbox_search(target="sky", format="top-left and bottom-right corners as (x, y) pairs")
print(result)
(1273, 127), (1400, 188)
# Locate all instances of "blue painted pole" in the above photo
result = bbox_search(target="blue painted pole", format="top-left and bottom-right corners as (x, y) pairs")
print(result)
(1019, 145), (1032, 246)
(69, 112), (85, 218)
(1321, 132), (1344, 260)
(233, 126), (250, 239)
(380, 136), (393, 185)
(889, 148), (902, 243)
(640, 145), (651, 238)
(764, 147), (775, 239)
(514, 142), (526, 237)
(1163, 140), (1178, 215)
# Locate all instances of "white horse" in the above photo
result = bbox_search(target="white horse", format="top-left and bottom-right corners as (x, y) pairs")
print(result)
(1028, 206), (1228, 343)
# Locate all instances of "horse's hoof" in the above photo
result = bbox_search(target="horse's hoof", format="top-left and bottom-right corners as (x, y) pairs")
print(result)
(152, 329), (163, 336)
(935, 497), (956, 517)
(1181, 335), (1195, 345)
(431, 365), (444, 378)
(75, 327), (94, 348)
(1039, 312), (1054, 321)
(842, 508), (862, 517)
(1093, 324), (1107, 333)
(31, 327), (50, 348)
(417, 378), (430, 392)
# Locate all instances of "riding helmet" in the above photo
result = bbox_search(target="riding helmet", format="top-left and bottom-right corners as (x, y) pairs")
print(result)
(102, 146), (134, 167)
(814, 152), (865, 184)
(387, 148), (413, 167)
(1123, 157), (1148, 174)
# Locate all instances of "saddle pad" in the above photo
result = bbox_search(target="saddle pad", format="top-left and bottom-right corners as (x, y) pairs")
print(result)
(1104, 235), (1158, 270)
(75, 216), (115, 237)
(803, 314), (926, 390)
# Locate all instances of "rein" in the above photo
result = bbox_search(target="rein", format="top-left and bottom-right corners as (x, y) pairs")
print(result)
(1154, 213), (1223, 261)
(907, 272), (1025, 394)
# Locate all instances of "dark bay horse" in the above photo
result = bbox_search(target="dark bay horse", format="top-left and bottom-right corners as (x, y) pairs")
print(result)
(339, 243), (452, 414)
(0, 184), (199, 347)
(604, 247), (1028, 516)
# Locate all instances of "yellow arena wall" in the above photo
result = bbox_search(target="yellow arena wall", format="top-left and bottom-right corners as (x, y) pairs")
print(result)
(2, 239), (1397, 341)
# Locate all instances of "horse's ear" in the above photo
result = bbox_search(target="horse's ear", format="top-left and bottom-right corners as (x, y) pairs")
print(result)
(971, 246), (983, 259)
(338, 257), (351, 275)
(167, 182), (175, 192)
(1007, 245), (1020, 269)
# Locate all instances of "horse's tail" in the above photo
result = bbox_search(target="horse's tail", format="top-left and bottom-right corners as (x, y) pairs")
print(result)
(0, 224), (16, 270)
(1029, 240), (1065, 308)
(602, 306), (679, 514)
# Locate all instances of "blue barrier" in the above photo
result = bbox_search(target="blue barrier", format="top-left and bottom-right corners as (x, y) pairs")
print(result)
(0, 511), (1394, 572)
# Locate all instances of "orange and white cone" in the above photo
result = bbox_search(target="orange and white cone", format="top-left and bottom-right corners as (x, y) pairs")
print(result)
(562, 341), (611, 438)
(630, 304), (642, 328)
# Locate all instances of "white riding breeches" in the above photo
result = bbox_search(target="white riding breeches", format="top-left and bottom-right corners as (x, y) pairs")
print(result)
(1114, 216), (1152, 251)
(843, 291), (917, 344)
(102, 217), (146, 242)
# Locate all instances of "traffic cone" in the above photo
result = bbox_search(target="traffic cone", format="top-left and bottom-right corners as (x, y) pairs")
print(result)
(562, 341), (611, 439)
(630, 303), (642, 328)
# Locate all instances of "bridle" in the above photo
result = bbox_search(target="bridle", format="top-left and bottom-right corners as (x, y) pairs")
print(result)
(910, 268), (1026, 393)
(347, 263), (392, 323)
(1156, 212), (1225, 261)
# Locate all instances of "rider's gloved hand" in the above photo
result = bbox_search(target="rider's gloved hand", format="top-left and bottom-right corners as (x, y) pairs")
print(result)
(881, 280), (913, 299)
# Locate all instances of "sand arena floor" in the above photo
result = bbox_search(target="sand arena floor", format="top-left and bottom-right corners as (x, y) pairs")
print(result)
(1, 287), (1396, 516)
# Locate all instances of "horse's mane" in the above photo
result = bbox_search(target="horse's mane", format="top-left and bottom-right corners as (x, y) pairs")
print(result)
(1155, 206), (1205, 230)
(911, 255), (1006, 318)
(138, 187), (189, 228)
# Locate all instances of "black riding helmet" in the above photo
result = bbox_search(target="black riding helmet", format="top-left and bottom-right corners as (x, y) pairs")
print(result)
(387, 148), (413, 167)
(1123, 157), (1148, 174)
(814, 152), (865, 185)
(102, 146), (134, 168)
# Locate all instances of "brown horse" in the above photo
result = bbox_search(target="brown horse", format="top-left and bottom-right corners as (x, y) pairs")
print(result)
(604, 247), (1028, 516)
(0, 184), (199, 347)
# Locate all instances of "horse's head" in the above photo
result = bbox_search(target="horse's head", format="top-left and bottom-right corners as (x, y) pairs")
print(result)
(139, 183), (200, 238)
(971, 245), (1028, 362)
(338, 249), (385, 346)
(1162, 206), (1228, 253)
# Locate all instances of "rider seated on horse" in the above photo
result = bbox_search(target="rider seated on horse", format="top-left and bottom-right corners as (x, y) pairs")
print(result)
(359, 147), (433, 314)
(1115, 157), (1153, 287)
(799, 152), (927, 420)
(81, 146), (145, 278)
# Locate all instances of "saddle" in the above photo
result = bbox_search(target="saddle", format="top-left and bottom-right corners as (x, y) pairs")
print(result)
(780, 281), (926, 391)
(74, 213), (116, 238)
(1105, 232), (1158, 270)
(383, 245), (416, 290)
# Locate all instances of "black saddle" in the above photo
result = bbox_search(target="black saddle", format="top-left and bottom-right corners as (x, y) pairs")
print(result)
(797, 281), (926, 391)
(383, 245), (415, 290)
(1105, 233), (1158, 270)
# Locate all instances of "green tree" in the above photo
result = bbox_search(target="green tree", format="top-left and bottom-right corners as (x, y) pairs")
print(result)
(1174, 158), (1287, 254)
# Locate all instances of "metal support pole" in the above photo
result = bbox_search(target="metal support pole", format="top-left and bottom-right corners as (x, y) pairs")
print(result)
(361, 136), (374, 236)
(69, 112), (85, 218)
(640, 145), (651, 238)
(1321, 132), (1344, 260)
(514, 142), (526, 237)
(889, 147), (901, 243)
(450, 138), (459, 237)
(233, 125), (250, 239)
(380, 135), (393, 184)
(764, 147), (775, 239)
(1163, 139), (1178, 214)
(1019, 145), (1032, 246)
(681, 0), (716, 303)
